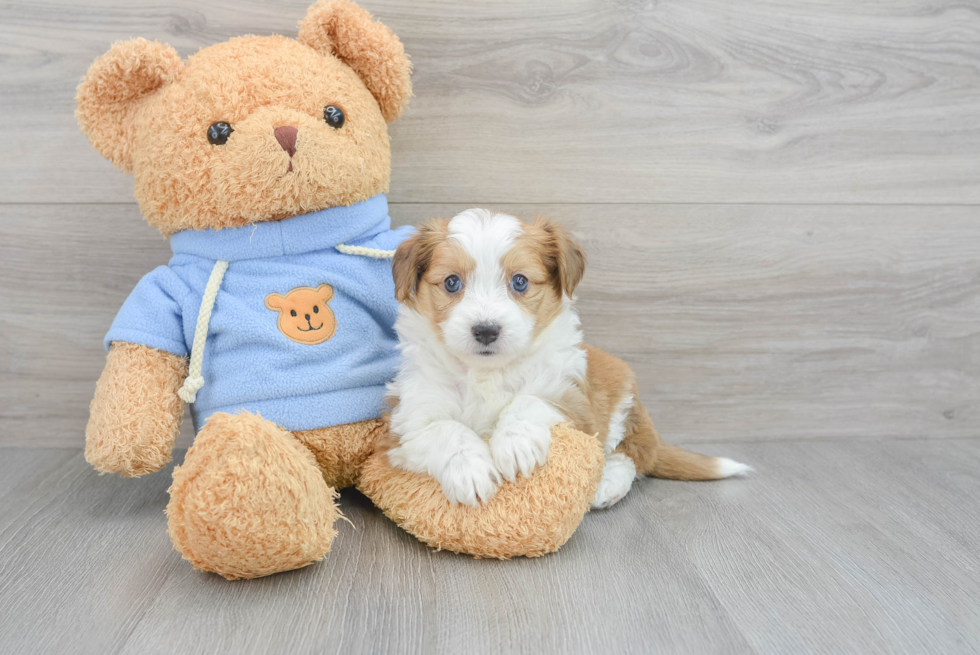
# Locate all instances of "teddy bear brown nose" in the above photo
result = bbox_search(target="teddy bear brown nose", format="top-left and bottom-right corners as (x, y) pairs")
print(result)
(274, 126), (298, 157)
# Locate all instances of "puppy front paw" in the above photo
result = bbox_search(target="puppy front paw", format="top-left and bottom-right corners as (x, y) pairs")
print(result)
(438, 448), (501, 507)
(490, 421), (552, 483)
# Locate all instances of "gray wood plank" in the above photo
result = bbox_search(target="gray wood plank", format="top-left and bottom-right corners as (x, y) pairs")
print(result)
(416, 522), (751, 655)
(0, 451), (182, 655)
(663, 439), (980, 654)
(2, 202), (977, 447)
(1, 440), (979, 654)
(0, 448), (76, 498)
(1, 0), (979, 204)
(116, 489), (438, 655)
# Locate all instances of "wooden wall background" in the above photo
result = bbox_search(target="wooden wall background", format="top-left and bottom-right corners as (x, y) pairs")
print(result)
(1, 0), (978, 447)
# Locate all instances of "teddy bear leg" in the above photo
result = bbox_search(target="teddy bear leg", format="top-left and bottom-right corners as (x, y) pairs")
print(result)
(358, 424), (604, 558)
(293, 418), (388, 489)
(166, 411), (339, 580)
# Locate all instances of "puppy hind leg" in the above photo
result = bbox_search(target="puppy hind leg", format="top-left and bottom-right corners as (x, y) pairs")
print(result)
(591, 394), (637, 509)
(603, 394), (633, 454)
(591, 452), (636, 509)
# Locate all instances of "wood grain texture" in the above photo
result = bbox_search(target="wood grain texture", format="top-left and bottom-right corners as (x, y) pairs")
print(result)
(2, 202), (977, 447)
(1, 0), (979, 204)
(0, 440), (978, 654)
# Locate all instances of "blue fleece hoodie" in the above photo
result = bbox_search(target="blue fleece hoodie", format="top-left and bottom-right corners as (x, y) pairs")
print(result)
(105, 194), (412, 433)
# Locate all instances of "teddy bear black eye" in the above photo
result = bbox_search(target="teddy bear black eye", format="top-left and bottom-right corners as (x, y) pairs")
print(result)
(511, 274), (529, 294)
(444, 275), (462, 294)
(323, 105), (345, 129)
(313, 305), (319, 313)
(207, 122), (234, 145)
(290, 309), (297, 317)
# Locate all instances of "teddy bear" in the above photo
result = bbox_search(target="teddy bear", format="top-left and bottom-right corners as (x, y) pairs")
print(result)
(77, 0), (604, 580)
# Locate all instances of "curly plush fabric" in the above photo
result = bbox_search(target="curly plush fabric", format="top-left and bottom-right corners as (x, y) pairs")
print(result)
(75, 2), (411, 235)
(299, 0), (413, 123)
(358, 424), (604, 558)
(294, 417), (387, 489)
(75, 38), (184, 173)
(85, 342), (187, 477)
(167, 411), (339, 580)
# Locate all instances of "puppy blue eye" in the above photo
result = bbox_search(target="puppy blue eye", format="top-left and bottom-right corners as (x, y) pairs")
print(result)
(444, 275), (462, 293)
(511, 274), (529, 293)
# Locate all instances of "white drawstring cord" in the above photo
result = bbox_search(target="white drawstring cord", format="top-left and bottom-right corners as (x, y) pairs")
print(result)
(335, 243), (396, 259)
(178, 260), (229, 403)
(177, 244), (387, 404)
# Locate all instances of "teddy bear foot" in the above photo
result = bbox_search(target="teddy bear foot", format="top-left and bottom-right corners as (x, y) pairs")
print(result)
(358, 423), (604, 558)
(167, 411), (339, 580)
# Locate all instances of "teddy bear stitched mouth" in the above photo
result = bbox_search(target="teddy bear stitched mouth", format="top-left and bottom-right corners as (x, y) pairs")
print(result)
(276, 163), (296, 180)
(297, 320), (323, 332)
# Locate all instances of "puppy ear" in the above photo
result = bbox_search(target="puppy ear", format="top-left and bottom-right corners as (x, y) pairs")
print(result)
(76, 38), (184, 172)
(392, 220), (447, 303)
(264, 293), (286, 311)
(392, 233), (421, 303)
(298, 0), (412, 122)
(534, 217), (587, 297)
(316, 284), (334, 302)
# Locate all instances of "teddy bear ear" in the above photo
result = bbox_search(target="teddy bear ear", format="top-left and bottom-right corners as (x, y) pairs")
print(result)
(298, 0), (412, 123)
(264, 293), (286, 311)
(316, 284), (334, 301)
(76, 38), (184, 173)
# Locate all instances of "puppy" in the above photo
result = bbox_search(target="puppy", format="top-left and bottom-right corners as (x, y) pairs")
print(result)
(386, 209), (749, 507)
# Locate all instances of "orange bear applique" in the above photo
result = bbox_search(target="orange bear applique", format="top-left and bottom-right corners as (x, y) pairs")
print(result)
(264, 284), (337, 345)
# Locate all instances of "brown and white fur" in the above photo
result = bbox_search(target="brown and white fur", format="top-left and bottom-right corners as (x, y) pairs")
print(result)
(386, 209), (750, 507)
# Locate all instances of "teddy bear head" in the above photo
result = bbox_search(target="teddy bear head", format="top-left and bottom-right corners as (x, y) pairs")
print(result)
(76, 0), (411, 236)
(264, 284), (337, 345)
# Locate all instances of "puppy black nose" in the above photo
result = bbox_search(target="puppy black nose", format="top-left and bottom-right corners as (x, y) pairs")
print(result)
(304, 314), (310, 321)
(472, 323), (500, 345)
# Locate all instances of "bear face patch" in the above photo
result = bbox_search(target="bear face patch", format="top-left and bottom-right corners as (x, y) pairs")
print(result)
(265, 284), (337, 345)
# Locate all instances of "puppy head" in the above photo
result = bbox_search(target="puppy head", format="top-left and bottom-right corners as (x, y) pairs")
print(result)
(392, 209), (585, 365)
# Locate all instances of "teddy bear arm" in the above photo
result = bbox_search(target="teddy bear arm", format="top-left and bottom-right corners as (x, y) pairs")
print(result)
(85, 341), (188, 477)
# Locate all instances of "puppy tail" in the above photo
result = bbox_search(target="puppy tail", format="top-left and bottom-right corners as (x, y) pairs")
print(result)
(647, 444), (752, 481)
(622, 399), (752, 481)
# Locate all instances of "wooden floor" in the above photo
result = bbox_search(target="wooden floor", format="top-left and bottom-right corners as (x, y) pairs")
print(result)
(1, 439), (979, 655)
